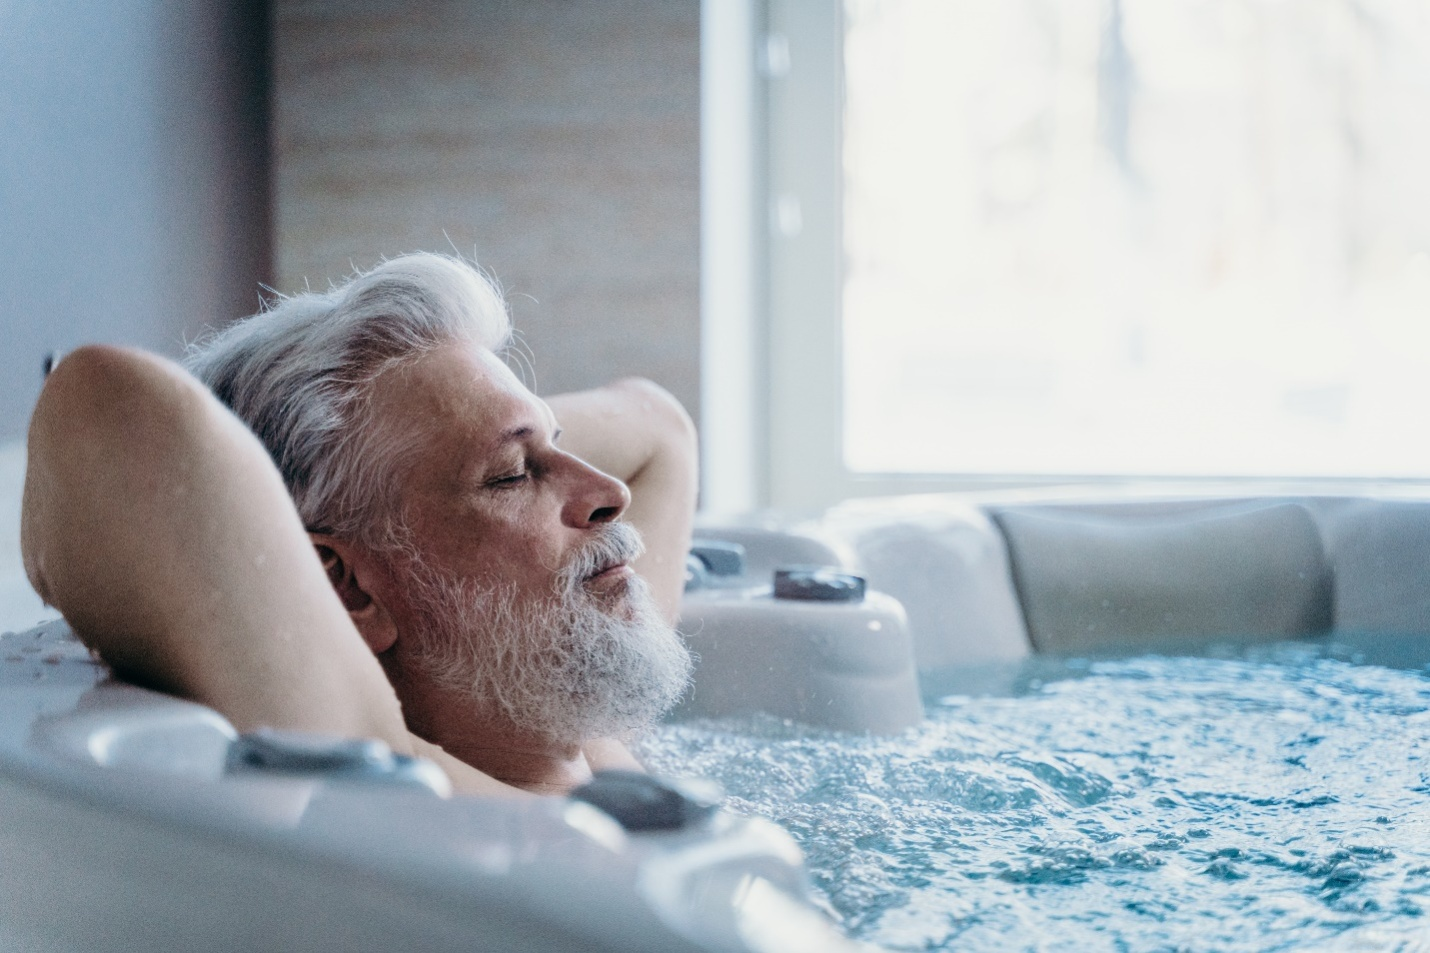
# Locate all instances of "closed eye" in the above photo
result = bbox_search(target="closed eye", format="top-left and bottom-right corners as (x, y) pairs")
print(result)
(487, 469), (530, 488)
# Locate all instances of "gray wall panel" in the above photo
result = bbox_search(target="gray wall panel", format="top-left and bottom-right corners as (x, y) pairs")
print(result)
(0, 0), (271, 441)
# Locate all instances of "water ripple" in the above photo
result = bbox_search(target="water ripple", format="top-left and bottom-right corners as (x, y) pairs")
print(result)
(642, 649), (1430, 951)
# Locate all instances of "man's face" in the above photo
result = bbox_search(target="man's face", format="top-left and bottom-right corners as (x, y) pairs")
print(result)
(365, 343), (691, 743)
(371, 342), (635, 610)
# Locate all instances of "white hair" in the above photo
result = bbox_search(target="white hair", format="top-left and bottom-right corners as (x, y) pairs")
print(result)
(185, 253), (511, 546)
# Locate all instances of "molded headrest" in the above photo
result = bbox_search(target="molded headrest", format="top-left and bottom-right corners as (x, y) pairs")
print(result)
(993, 500), (1332, 654)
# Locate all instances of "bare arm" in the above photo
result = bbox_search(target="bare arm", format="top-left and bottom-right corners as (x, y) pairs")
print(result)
(22, 345), (521, 798)
(546, 379), (698, 624)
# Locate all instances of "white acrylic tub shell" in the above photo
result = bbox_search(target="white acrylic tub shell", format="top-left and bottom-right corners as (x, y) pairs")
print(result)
(690, 486), (1430, 694)
(678, 588), (924, 734)
(0, 621), (862, 953)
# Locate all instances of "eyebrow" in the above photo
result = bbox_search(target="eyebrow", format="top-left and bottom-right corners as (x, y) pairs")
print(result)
(496, 425), (534, 446)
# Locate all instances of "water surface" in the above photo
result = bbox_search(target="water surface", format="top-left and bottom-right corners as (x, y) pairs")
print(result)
(641, 648), (1430, 951)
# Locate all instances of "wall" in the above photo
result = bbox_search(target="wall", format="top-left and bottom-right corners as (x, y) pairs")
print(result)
(0, 0), (272, 442)
(272, 0), (702, 422)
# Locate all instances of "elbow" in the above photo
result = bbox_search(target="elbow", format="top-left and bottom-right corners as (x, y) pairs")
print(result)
(609, 377), (698, 458)
(21, 345), (214, 612)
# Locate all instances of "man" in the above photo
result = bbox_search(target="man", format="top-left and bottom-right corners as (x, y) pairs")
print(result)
(21, 253), (698, 796)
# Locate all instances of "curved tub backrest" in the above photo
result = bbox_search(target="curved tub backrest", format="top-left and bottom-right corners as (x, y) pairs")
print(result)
(696, 491), (1430, 679)
(1300, 497), (1430, 667)
(820, 497), (1031, 673)
(990, 499), (1333, 654)
(1311, 498), (1430, 636)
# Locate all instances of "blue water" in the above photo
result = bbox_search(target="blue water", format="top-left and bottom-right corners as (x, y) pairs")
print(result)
(640, 648), (1430, 951)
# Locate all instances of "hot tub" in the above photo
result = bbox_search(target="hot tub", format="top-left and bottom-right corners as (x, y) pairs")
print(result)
(7, 427), (1430, 950)
(671, 485), (1430, 950)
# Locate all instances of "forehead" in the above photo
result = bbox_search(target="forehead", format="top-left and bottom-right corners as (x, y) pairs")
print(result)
(369, 343), (549, 461)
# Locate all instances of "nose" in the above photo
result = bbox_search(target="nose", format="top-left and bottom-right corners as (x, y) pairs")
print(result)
(561, 454), (631, 528)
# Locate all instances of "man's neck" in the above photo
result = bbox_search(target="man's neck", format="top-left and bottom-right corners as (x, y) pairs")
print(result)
(386, 664), (593, 792)
(434, 729), (594, 794)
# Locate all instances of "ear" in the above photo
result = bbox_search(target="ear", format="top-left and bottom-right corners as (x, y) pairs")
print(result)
(311, 534), (399, 655)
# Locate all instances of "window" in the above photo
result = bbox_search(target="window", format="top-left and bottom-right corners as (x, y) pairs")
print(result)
(752, 0), (1430, 507)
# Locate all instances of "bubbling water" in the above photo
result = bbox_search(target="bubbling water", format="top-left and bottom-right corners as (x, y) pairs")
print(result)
(640, 648), (1430, 951)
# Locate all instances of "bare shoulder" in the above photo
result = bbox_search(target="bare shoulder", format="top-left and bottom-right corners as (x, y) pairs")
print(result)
(407, 735), (533, 797)
(583, 736), (645, 773)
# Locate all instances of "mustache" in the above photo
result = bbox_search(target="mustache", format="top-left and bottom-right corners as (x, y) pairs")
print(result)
(558, 522), (646, 591)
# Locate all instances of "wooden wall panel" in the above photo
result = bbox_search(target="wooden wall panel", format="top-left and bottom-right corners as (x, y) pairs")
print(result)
(272, 0), (702, 422)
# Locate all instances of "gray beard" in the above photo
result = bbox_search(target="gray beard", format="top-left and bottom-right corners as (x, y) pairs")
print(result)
(402, 523), (694, 747)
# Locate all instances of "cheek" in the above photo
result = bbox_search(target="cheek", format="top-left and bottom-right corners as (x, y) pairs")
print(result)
(456, 522), (567, 587)
(414, 492), (571, 583)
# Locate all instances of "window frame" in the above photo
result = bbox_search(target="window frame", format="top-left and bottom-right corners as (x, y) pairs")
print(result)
(701, 0), (1430, 513)
(760, 1), (1096, 508)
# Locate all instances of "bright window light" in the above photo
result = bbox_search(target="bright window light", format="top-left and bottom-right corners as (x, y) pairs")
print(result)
(843, 0), (1430, 477)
